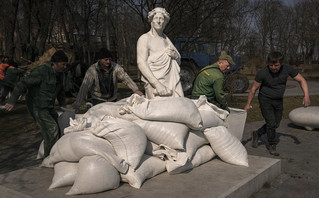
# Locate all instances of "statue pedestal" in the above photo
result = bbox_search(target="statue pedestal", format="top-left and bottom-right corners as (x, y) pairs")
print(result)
(0, 155), (280, 198)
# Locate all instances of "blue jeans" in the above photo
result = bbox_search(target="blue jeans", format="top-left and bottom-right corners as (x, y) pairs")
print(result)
(256, 94), (283, 145)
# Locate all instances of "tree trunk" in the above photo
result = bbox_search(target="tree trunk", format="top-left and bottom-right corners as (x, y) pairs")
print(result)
(6, 0), (20, 60)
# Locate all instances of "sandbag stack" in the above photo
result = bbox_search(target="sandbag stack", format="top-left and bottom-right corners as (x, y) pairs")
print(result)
(42, 94), (248, 195)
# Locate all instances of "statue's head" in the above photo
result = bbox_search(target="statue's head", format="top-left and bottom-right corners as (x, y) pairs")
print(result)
(148, 7), (170, 27)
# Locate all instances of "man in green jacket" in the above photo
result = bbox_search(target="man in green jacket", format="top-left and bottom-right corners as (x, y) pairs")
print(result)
(5, 50), (68, 157)
(192, 51), (235, 112)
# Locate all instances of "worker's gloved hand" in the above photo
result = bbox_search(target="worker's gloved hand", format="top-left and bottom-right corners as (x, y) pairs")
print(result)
(60, 107), (76, 113)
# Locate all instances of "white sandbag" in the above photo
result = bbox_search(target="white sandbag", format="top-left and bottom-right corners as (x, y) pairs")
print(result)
(185, 130), (209, 159)
(192, 95), (229, 120)
(152, 144), (181, 161)
(49, 162), (78, 189)
(57, 107), (75, 135)
(83, 101), (139, 126)
(121, 95), (203, 130)
(225, 107), (247, 140)
(91, 118), (147, 170)
(36, 140), (44, 160)
(167, 158), (193, 175)
(204, 126), (249, 167)
(289, 106), (319, 131)
(191, 145), (216, 168)
(120, 154), (166, 189)
(144, 140), (159, 156)
(164, 145), (217, 175)
(66, 155), (120, 195)
(134, 119), (188, 150)
(198, 110), (226, 129)
(63, 117), (88, 134)
(41, 132), (128, 173)
(151, 145), (188, 174)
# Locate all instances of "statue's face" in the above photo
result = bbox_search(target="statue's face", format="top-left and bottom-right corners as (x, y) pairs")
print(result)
(151, 13), (166, 31)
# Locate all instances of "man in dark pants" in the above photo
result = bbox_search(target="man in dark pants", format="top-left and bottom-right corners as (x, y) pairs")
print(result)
(244, 51), (310, 156)
(5, 50), (68, 158)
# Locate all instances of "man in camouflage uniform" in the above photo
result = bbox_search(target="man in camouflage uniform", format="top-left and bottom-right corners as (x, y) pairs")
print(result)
(192, 51), (235, 112)
(5, 50), (68, 157)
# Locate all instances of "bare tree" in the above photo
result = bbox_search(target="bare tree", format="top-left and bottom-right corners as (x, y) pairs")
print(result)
(0, 0), (20, 59)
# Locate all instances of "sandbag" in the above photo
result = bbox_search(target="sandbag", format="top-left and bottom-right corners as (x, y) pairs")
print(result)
(165, 151), (189, 175)
(191, 145), (216, 168)
(63, 117), (88, 134)
(121, 95), (203, 130)
(41, 132), (128, 173)
(204, 126), (249, 167)
(198, 110), (226, 130)
(151, 144), (188, 174)
(225, 107), (247, 140)
(36, 140), (44, 159)
(165, 145), (217, 175)
(134, 119), (188, 150)
(144, 140), (159, 156)
(49, 162), (78, 189)
(192, 95), (229, 120)
(66, 155), (120, 195)
(191, 96), (227, 130)
(57, 107), (75, 135)
(185, 130), (209, 159)
(82, 101), (139, 126)
(120, 154), (166, 189)
(166, 158), (192, 175)
(91, 118), (147, 170)
(289, 106), (319, 131)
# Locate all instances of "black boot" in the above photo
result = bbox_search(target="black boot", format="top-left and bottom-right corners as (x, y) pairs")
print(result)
(252, 131), (259, 148)
(269, 145), (279, 156)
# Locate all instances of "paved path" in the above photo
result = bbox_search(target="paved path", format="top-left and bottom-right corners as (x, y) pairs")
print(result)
(243, 119), (319, 197)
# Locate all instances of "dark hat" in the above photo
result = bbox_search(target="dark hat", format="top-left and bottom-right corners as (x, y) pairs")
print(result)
(97, 48), (112, 59)
(51, 50), (68, 63)
(219, 51), (235, 65)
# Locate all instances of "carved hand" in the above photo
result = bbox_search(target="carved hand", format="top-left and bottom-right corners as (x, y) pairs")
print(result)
(154, 82), (173, 96)
(165, 47), (178, 60)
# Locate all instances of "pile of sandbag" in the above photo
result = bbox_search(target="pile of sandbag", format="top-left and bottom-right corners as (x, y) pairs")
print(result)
(41, 94), (248, 195)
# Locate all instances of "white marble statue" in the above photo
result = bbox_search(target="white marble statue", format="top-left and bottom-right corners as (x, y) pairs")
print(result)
(137, 7), (184, 99)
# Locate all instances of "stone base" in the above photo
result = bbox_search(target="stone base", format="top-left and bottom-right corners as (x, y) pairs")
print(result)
(0, 155), (280, 198)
